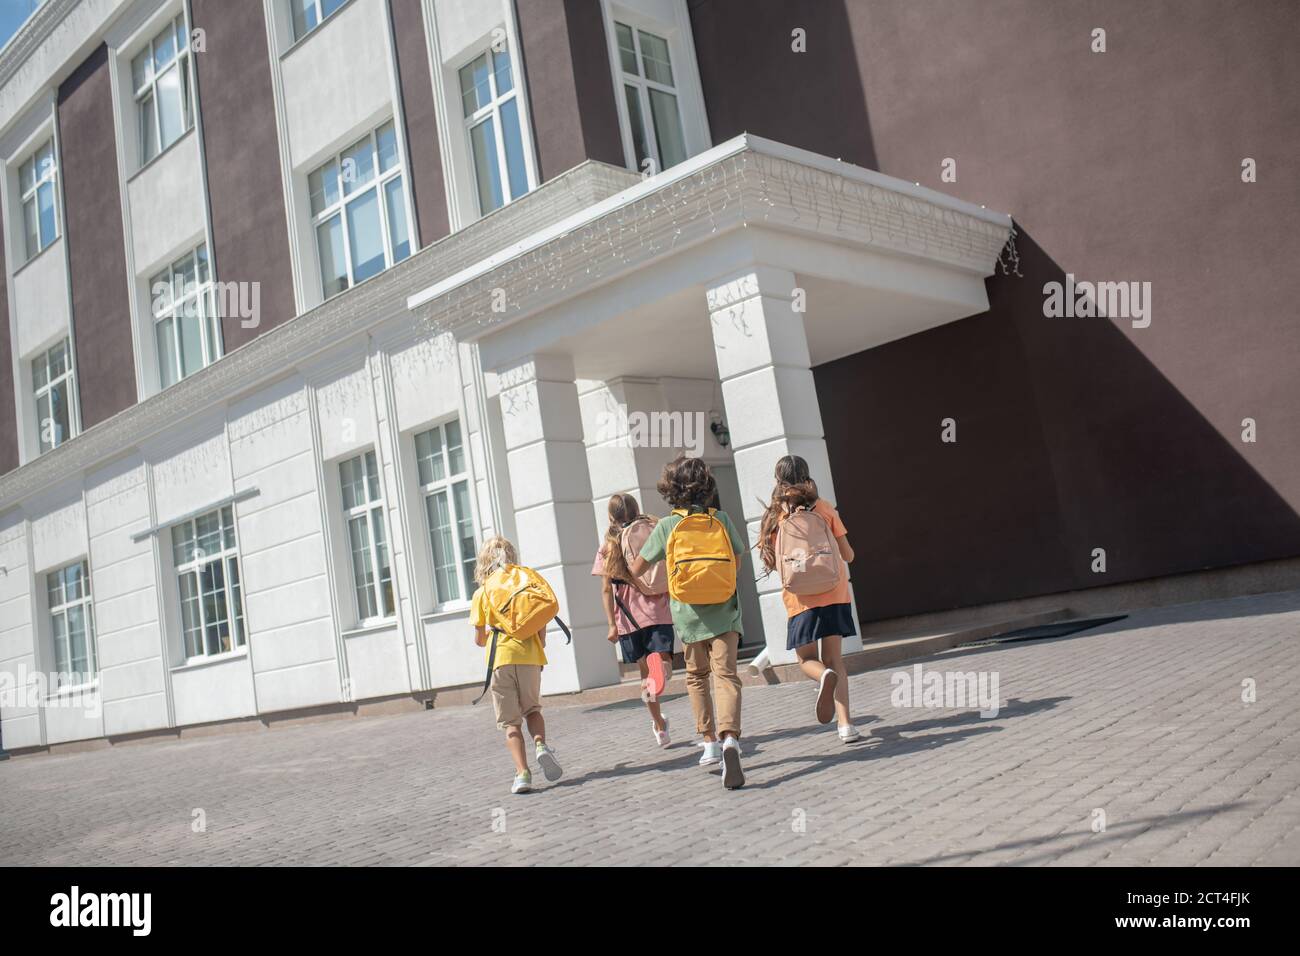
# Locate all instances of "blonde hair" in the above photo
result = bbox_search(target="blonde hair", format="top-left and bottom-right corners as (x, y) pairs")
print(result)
(474, 535), (518, 584)
(601, 493), (641, 582)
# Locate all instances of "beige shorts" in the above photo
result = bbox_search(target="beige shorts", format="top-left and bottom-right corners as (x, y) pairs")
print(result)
(490, 664), (543, 730)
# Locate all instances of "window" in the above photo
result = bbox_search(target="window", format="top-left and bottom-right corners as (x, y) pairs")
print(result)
(32, 339), (76, 454)
(339, 451), (395, 622)
(131, 15), (194, 164)
(290, 0), (347, 42)
(150, 244), (220, 389)
(458, 44), (529, 216)
(615, 21), (687, 174)
(308, 121), (411, 300)
(415, 421), (476, 605)
(170, 506), (246, 660)
(47, 560), (96, 689)
(19, 138), (59, 260)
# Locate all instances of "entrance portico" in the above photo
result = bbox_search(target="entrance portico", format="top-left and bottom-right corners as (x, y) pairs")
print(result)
(408, 134), (1013, 693)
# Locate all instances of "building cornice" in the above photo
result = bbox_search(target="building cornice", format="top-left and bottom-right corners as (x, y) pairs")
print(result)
(406, 133), (1013, 341)
(0, 0), (83, 89)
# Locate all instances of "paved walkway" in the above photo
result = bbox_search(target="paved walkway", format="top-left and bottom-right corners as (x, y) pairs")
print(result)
(2, 591), (1298, 865)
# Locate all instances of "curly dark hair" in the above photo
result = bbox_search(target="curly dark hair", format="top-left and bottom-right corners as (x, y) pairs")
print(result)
(657, 455), (717, 511)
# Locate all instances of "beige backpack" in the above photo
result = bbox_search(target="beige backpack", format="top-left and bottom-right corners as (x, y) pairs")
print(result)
(776, 505), (842, 595)
(620, 516), (669, 595)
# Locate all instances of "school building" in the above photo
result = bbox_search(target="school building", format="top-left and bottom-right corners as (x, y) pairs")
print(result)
(1, 0), (1296, 751)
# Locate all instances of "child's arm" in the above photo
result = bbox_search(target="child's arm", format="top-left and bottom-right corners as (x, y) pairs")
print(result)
(600, 576), (620, 642)
(473, 624), (488, 647)
(538, 622), (547, 647)
(628, 555), (650, 578)
(838, 535), (855, 563)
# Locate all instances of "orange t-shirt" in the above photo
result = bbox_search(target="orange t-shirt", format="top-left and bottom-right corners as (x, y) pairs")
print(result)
(775, 499), (852, 617)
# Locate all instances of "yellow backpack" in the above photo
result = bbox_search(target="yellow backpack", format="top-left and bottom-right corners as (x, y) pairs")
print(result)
(473, 564), (570, 705)
(665, 508), (737, 605)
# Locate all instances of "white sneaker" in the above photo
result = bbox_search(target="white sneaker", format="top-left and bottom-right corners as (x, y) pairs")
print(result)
(653, 717), (671, 748)
(721, 736), (745, 789)
(698, 740), (723, 766)
(511, 771), (532, 794)
(837, 723), (861, 743)
(535, 741), (563, 782)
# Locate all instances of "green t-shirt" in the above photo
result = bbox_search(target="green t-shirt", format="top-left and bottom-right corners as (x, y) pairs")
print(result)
(639, 509), (747, 643)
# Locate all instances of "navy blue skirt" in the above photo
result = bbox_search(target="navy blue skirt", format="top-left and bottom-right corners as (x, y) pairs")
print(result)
(619, 624), (676, 663)
(787, 603), (857, 650)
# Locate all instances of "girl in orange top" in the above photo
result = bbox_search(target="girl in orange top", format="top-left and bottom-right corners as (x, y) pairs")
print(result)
(758, 455), (860, 742)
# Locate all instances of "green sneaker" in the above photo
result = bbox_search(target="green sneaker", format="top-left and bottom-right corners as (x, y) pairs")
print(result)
(511, 770), (532, 794)
(535, 741), (563, 782)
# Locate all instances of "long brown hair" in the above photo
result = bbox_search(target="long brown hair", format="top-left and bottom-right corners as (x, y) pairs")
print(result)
(758, 455), (819, 571)
(601, 493), (641, 582)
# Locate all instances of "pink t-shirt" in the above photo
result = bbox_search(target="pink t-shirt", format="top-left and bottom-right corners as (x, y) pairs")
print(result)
(591, 544), (674, 635)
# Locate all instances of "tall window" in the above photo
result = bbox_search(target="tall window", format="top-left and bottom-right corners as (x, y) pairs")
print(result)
(615, 22), (686, 174)
(459, 44), (529, 215)
(309, 121), (411, 300)
(150, 244), (220, 389)
(131, 15), (194, 165)
(32, 339), (76, 454)
(290, 0), (347, 41)
(47, 560), (96, 689)
(416, 421), (476, 605)
(171, 506), (247, 660)
(19, 138), (59, 261)
(339, 451), (395, 622)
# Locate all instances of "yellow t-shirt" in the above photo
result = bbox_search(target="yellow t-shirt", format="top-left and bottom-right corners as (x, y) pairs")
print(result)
(470, 586), (548, 668)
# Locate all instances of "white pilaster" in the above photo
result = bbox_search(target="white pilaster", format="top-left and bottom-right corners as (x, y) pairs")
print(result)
(497, 355), (620, 693)
(707, 266), (863, 664)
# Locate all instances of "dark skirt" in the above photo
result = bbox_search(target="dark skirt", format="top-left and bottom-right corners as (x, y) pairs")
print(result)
(787, 603), (857, 650)
(619, 624), (676, 663)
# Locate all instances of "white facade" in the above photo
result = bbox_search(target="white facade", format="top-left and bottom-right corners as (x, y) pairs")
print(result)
(0, 1), (1012, 751)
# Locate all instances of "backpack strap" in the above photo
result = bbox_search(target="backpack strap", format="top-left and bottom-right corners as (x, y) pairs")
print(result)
(609, 582), (641, 632)
(472, 626), (502, 705)
(554, 615), (572, 644)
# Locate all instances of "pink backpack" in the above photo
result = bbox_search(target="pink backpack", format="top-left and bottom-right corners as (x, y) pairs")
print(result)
(776, 505), (842, 595)
(620, 516), (668, 595)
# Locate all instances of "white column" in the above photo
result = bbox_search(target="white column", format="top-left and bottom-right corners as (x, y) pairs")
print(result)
(707, 266), (863, 664)
(496, 354), (620, 692)
(579, 377), (677, 530)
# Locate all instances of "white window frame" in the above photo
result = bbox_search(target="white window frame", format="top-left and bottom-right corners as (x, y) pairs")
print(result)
(170, 506), (247, 662)
(130, 13), (195, 166)
(456, 40), (530, 217)
(18, 137), (59, 261)
(46, 559), (97, 691)
(600, 1), (711, 176)
(308, 121), (412, 301)
(31, 337), (78, 454)
(415, 419), (478, 608)
(149, 243), (221, 389)
(339, 450), (396, 624)
(288, 0), (349, 43)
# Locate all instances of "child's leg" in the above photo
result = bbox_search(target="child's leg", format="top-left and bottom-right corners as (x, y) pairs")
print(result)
(504, 725), (528, 774)
(710, 631), (742, 741)
(524, 709), (546, 746)
(820, 635), (851, 726)
(683, 639), (716, 741)
(639, 658), (666, 730)
(795, 641), (827, 681)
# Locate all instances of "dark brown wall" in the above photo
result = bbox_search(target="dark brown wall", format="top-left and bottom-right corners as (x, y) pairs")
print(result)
(388, 0), (450, 245)
(57, 44), (135, 431)
(0, 207), (16, 474)
(693, 0), (1300, 619)
(515, 0), (624, 180)
(191, 0), (296, 353)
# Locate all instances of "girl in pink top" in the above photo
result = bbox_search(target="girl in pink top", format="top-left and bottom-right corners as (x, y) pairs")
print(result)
(592, 493), (676, 748)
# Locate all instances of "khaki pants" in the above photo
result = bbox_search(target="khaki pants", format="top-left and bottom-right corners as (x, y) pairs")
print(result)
(683, 631), (741, 739)
(490, 664), (542, 730)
